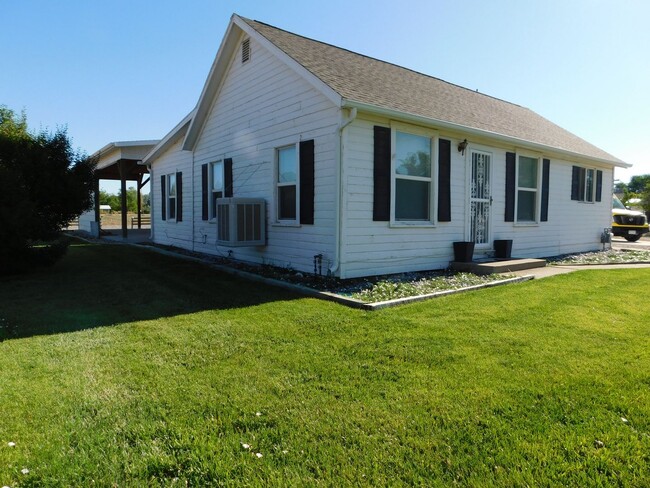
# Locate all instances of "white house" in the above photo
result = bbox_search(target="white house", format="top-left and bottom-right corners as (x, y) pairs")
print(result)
(141, 14), (628, 279)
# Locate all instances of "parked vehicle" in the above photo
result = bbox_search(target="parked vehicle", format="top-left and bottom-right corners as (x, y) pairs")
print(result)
(612, 194), (649, 241)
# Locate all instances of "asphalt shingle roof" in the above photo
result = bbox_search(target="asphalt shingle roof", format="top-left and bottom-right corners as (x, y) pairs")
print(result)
(242, 17), (622, 165)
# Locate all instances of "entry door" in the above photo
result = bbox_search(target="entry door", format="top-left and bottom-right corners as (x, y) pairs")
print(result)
(469, 150), (492, 247)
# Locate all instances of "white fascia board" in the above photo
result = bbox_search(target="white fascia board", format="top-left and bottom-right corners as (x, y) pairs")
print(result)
(91, 140), (159, 161)
(233, 16), (342, 108)
(342, 100), (630, 168)
(182, 18), (240, 151)
(142, 110), (195, 166)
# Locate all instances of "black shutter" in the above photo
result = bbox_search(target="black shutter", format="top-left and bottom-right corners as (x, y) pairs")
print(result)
(438, 139), (451, 222)
(505, 152), (516, 222)
(571, 166), (580, 201)
(541, 159), (550, 222)
(160, 174), (166, 221)
(224, 158), (233, 198)
(373, 126), (391, 221)
(201, 164), (209, 220)
(299, 139), (315, 225)
(176, 172), (183, 222)
(596, 170), (603, 202)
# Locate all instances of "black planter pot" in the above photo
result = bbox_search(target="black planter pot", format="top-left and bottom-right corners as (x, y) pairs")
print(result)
(453, 241), (475, 263)
(494, 239), (513, 259)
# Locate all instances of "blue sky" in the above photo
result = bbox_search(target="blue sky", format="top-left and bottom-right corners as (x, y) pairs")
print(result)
(2, 0), (649, 193)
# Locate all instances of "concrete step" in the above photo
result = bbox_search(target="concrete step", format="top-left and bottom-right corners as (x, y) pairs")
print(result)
(450, 258), (546, 275)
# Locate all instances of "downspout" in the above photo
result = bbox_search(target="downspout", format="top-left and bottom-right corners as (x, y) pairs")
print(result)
(191, 151), (195, 251)
(329, 107), (357, 276)
(147, 164), (154, 241)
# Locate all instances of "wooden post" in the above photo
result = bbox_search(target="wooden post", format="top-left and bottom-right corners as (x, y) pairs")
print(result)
(94, 177), (101, 235)
(136, 173), (143, 229)
(118, 160), (128, 238)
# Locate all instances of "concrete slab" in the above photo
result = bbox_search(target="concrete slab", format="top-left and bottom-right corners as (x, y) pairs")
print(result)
(450, 258), (546, 275)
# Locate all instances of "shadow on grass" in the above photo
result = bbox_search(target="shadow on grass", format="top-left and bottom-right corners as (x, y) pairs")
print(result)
(0, 240), (298, 341)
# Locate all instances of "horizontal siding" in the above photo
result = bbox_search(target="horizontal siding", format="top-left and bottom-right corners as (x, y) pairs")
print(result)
(189, 35), (339, 274)
(150, 137), (194, 249)
(340, 116), (613, 279)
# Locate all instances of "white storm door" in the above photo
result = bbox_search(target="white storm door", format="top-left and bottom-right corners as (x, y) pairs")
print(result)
(469, 150), (492, 247)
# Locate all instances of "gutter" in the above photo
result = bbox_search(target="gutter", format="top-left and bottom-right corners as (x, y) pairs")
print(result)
(341, 99), (630, 169)
(329, 107), (357, 277)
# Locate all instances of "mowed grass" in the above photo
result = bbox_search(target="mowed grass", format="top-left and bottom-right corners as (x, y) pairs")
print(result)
(1, 242), (649, 486)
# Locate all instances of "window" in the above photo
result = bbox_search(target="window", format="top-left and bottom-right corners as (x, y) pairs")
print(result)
(516, 155), (539, 222)
(210, 161), (224, 219)
(572, 166), (599, 202)
(393, 130), (433, 221)
(167, 173), (177, 220)
(276, 145), (298, 221)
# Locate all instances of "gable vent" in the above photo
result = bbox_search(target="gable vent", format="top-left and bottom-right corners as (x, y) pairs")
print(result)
(241, 38), (250, 63)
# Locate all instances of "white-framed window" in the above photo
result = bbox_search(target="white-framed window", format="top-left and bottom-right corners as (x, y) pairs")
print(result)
(167, 173), (177, 221)
(276, 144), (299, 222)
(391, 127), (436, 223)
(574, 167), (596, 202)
(210, 161), (224, 219)
(515, 154), (540, 222)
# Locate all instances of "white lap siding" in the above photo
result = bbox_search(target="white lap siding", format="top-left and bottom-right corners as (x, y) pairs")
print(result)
(191, 35), (339, 273)
(151, 138), (193, 248)
(339, 115), (612, 279)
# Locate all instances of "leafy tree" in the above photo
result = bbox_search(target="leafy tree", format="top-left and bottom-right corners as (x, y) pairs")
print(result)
(0, 106), (95, 273)
(639, 182), (650, 214)
(100, 187), (149, 213)
(627, 174), (650, 193)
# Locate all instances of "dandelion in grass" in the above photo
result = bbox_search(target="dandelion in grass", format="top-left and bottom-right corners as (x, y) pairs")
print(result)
(241, 443), (251, 450)
(256, 452), (263, 458)
(255, 412), (262, 416)
(21, 468), (29, 474)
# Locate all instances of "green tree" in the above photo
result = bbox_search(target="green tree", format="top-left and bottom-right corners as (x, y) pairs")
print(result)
(0, 106), (96, 273)
(639, 182), (650, 214)
(627, 174), (650, 193)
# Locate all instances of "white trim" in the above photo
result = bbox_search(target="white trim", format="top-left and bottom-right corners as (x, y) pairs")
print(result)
(514, 151), (542, 224)
(183, 15), (342, 151)
(233, 16), (342, 108)
(142, 110), (194, 165)
(342, 100), (629, 168)
(388, 123), (438, 225)
(466, 146), (494, 247)
(166, 173), (178, 222)
(274, 143), (301, 224)
(208, 160), (225, 220)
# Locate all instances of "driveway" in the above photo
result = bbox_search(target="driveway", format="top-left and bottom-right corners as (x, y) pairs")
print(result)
(612, 235), (650, 251)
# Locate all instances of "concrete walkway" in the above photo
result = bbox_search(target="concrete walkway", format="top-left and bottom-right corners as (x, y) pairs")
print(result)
(509, 262), (650, 279)
(100, 229), (151, 244)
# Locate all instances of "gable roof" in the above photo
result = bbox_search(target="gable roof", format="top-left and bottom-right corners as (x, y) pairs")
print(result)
(186, 14), (626, 167)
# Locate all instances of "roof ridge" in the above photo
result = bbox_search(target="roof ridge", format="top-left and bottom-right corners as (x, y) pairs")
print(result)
(241, 16), (525, 110)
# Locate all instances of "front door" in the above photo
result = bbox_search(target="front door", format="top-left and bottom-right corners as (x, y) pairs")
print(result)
(468, 150), (492, 247)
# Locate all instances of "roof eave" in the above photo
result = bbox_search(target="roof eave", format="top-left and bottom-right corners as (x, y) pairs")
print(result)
(342, 99), (630, 168)
(183, 14), (343, 151)
(142, 110), (195, 165)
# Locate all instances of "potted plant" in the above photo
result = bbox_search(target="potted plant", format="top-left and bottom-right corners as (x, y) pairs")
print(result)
(494, 239), (513, 259)
(453, 241), (475, 262)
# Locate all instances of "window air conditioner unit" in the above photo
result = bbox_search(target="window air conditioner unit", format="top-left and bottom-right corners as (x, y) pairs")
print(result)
(216, 198), (266, 246)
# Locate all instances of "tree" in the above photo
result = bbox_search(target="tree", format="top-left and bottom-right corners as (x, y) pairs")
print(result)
(0, 106), (96, 273)
(627, 174), (650, 194)
(100, 187), (149, 213)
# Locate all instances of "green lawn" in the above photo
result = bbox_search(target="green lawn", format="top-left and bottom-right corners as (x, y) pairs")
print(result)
(1, 241), (649, 486)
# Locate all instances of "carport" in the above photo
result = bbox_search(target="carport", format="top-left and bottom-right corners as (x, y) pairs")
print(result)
(91, 140), (159, 238)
